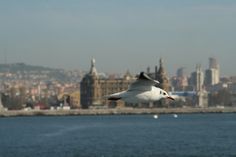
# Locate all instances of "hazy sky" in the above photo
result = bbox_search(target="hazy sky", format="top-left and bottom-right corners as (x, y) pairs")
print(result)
(0, 0), (236, 76)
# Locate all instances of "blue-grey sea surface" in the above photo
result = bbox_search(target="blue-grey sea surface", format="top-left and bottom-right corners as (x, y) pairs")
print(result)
(0, 113), (236, 157)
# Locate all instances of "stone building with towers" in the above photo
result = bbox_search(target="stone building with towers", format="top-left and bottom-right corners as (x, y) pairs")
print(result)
(146, 58), (171, 107)
(80, 58), (171, 108)
(155, 58), (170, 92)
(80, 59), (134, 108)
(147, 58), (170, 92)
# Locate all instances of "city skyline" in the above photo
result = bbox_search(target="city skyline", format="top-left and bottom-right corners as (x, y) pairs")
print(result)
(0, 0), (236, 76)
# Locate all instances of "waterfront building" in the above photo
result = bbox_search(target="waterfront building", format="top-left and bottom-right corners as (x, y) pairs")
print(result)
(156, 58), (170, 92)
(147, 58), (171, 107)
(69, 91), (81, 108)
(80, 59), (101, 108)
(148, 58), (170, 92)
(56, 83), (81, 109)
(80, 59), (134, 108)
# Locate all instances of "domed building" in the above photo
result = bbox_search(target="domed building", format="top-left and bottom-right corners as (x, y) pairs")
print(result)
(80, 59), (101, 108)
(80, 59), (134, 109)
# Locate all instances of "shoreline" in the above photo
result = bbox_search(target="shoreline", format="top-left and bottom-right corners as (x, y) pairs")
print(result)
(1, 107), (236, 117)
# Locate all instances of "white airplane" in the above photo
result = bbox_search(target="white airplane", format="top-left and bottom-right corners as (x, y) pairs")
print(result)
(106, 72), (174, 103)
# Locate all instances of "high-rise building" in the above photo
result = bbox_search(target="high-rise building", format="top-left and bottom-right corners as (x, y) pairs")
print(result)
(190, 65), (204, 91)
(209, 57), (218, 69)
(174, 67), (188, 90)
(190, 65), (208, 107)
(177, 67), (186, 78)
(205, 57), (220, 86)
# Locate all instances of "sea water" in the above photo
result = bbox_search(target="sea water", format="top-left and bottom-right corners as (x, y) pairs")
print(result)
(0, 113), (236, 157)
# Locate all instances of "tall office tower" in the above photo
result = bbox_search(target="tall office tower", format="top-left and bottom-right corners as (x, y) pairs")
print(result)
(175, 67), (188, 90)
(191, 65), (204, 91)
(177, 67), (185, 78)
(209, 57), (218, 69)
(205, 57), (220, 86)
(191, 65), (208, 107)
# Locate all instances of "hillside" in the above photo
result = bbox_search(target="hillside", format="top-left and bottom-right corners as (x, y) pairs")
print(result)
(0, 63), (82, 82)
(0, 63), (56, 72)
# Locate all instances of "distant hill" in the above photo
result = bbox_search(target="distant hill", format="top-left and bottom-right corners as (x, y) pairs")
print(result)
(0, 63), (57, 73)
(0, 63), (78, 82)
(0, 63), (84, 82)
